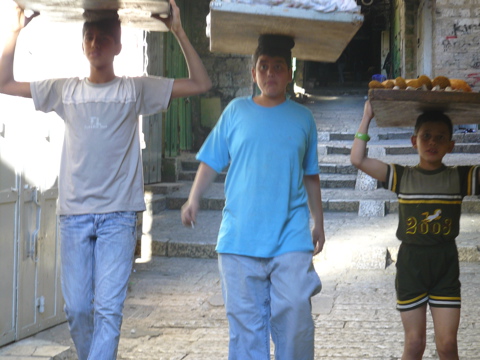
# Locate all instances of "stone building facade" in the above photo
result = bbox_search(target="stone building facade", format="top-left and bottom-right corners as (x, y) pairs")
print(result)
(391, 0), (479, 90)
(184, 0), (480, 152)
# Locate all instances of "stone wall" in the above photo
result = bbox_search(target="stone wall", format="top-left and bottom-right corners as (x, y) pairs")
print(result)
(433, 0), (480, 90)
(188, 0), (253, 148)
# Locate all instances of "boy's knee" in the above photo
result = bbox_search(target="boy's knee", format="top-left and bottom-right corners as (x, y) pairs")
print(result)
(436, 336), (458, 357)
(405, 334), (427, 354)
(64, 302), (93, 323)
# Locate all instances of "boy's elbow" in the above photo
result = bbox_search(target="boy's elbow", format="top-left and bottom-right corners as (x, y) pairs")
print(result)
(200, 78), (212, 93)
(0, 80), (9, 94)
(350, 154), (362, 169)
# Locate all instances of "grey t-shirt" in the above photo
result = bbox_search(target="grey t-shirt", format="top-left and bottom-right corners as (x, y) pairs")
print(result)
(31, 76), (174, 215)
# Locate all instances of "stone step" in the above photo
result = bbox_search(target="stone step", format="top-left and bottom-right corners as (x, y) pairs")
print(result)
(144, 183), (185, 216)
(319, 163), (357, 174)
(163, 182), (480, 214)
(177, 171), (357, 188)
(322, 131), (480, 143)
(0, 339), (73, 360)
(143, 209), (480, 263)
(178, 170), (227, 183)
(321, 142), (480, 156)
(178, 161), (358, 185)
(182, 160), (357, 175)
(320, 174), (356, 189)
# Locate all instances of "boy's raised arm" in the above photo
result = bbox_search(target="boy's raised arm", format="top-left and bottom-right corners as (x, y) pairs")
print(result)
(153, 0), (212, 99)
(350, 100), (389, 182)
(0, 3), (36, 98)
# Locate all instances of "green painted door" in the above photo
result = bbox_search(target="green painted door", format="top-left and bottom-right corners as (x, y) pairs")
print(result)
(164, 0), (192, 157)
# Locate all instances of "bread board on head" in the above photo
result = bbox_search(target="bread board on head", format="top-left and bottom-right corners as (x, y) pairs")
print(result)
(207, 1), (363, 62)
(15, 0), (171, 31)
(368, 89), (480, 127)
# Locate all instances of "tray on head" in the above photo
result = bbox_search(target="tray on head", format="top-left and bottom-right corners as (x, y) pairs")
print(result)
(15, 0), (171, 31)
(369, 89), (480, 127)
(208, 2), (363, 62)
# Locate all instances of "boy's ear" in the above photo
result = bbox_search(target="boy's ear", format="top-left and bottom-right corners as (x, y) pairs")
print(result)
(411, 135), (417, 148)
(447, 139), (455, 153)
(115, 43), (122, 56)
(251, 67), (257, 83)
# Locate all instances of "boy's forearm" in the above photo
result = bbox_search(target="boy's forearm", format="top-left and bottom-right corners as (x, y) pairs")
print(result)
(0, 29), (32, 98)
(304, 175), (324, 227)
(350, 101), (389, 182)
(188, 162), (218, 204)
(0, 30), (19, 92)
(350, 102), (373, 168)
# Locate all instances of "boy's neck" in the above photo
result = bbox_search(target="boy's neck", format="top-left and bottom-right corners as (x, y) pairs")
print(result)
(88, 67), (116, 84)
(253, 94), (286, 108)
(416, 160), (445, 171)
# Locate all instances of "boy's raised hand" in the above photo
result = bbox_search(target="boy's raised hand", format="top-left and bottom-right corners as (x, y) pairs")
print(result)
(151, 0), (183, 35)
(363, 100), (374, 123)
(8, 1), (39, 33)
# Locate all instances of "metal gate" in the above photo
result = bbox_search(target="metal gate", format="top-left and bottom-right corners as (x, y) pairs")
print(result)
(0, 96), (65, 347)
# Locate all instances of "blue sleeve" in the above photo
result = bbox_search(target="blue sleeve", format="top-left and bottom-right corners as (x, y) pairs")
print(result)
(303, 112), (320, 175)
(196, 104), (232, 173)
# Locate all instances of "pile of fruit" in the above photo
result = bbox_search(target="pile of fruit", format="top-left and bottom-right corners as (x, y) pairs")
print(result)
(369, 75), (472, 92)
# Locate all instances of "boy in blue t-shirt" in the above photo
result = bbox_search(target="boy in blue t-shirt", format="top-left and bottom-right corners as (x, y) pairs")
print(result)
(181, 34), (325, 359)
(351, 101), (480, 359)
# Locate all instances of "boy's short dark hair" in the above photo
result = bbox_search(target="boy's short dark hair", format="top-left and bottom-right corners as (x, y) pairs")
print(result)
(253, 34), (295, 69)
(82, 10), (121, 44)
(414, 111), (453, 139)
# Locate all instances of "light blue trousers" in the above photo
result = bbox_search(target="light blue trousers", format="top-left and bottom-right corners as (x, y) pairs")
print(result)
(59, 212), (137, 360)
(218, 252), (322, 360)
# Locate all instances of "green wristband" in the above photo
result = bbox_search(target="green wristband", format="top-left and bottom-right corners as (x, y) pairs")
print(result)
(355, 132), (371, 142)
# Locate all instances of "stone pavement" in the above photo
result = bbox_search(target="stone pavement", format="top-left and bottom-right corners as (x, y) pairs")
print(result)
(1, 257), (480, 360)
(1, 88), (480, 359)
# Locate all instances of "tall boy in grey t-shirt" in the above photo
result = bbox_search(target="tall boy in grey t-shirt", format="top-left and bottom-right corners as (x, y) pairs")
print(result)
(0, 1), (211, 358)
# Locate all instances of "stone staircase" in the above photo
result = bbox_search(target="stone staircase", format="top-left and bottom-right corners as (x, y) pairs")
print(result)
(140, 128), (480, 261)
(139, 94), (480, 263)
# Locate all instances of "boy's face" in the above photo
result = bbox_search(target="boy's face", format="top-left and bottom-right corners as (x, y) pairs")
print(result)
(411, 121), (455, 170)
(82, 27), (122, 69)
(252, 55), (292, 101)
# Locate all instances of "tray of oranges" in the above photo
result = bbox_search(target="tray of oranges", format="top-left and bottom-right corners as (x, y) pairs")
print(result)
(368, 75), (480, 127)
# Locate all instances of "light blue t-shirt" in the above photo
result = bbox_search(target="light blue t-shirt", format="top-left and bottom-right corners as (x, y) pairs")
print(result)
(197, 96), (319, 257)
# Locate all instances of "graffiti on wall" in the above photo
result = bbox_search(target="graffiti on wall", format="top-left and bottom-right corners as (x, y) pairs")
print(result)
(442, 22), (480, 52)
(442, 35), (480, 52)
(440, 21), (480, 89)
(467, 73), (480, 87)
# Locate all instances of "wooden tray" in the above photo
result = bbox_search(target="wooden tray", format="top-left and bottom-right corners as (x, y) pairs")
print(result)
(369, 89), (480, 127)
(15, 0), (171, 31)
(208, 2), (363, 62)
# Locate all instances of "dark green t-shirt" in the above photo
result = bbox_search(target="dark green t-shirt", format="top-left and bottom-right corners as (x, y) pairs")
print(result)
(384, 164), (480, 245)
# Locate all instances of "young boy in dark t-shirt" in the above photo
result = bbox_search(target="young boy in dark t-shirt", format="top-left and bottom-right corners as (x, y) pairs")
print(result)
(351, 101), (479, 360)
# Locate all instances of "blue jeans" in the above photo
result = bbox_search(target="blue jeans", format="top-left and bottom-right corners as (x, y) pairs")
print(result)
(218, 252), (322, 360)
(59, 212), (137, 360)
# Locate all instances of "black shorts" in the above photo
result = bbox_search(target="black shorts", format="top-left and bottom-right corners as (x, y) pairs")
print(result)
(395, 241), (461, 312)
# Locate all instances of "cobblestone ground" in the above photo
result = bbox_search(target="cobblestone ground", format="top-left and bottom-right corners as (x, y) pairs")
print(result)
(108, 257), (480, 360)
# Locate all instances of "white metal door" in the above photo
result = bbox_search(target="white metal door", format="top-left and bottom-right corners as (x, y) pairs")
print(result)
(15, 107), (65, 340)
(0, 119), (19, 347)
(0, 94), (65, 345)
